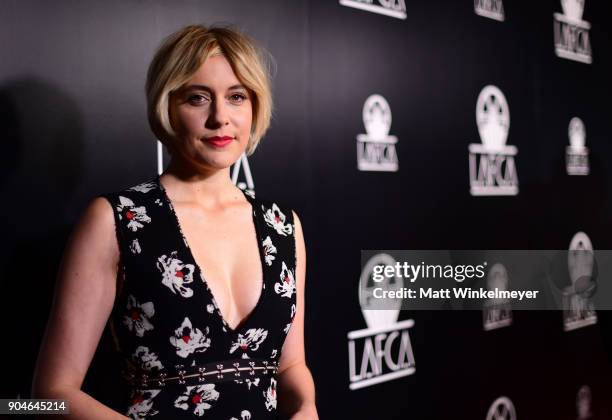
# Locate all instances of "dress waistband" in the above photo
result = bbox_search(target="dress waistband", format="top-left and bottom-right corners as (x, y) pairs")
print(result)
(123, 358), (279, 389)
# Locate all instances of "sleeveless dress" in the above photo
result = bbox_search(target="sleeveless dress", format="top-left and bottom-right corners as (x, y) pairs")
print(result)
(98, 175), (297, 419)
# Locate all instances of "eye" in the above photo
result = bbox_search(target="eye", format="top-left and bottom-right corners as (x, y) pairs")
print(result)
(229, 93), (248, 104)
(187, 94), (209, 105)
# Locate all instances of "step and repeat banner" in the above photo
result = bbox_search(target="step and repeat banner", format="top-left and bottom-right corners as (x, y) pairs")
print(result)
(1, 1), (612, 419)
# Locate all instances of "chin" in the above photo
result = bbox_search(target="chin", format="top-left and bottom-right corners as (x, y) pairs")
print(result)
(198, 153), (242, 170)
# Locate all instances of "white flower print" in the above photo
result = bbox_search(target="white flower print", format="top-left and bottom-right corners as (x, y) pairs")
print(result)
(290, 303), (297, 318)
(262, 236), (277, 266)
(129, 238), (142, 255)
(154, 198), (163, 206)
(127, 181), (157, 193)
(229, 328), (268, 359)
(174, 384), (219, 416)
(157, 251), (195, 298)
(274, 261), (296, 298)
(229, 409), (252, 420)
(271, 349), (278, 358)
(132, 346), (164, 371)
(117, 196), (151, 232)
(243, 188), (256, 199)
(246, 378), (260, 389)
(264, 377), (278, 411)
(284, 323), (292, 334)
(169, 317), (211, 358)
(262, 203), (293, 236)
(123, 295), (154, 337)
(126, 389), (160, 420)
(234, 377), (260, 390)
(206, 304), (215, 314)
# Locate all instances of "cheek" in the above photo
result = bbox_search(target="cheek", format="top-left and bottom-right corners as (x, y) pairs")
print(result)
(233, 107), (253, 133)
(174, 107), (207, 136)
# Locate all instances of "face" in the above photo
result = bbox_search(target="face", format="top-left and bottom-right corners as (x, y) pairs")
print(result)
(169, 54), (253, 171)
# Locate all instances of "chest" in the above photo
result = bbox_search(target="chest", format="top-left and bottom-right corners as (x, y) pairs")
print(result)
(172, 201), (264, 330)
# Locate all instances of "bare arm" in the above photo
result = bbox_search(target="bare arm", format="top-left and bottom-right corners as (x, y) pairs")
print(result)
(31, 197), (129, 419)
(277, 211), (318, 420)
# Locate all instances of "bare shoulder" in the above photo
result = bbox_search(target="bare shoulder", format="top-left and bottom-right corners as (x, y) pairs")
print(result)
(85, 196), (115, 226)
(291, 209), (306, 277)
(65, 196), (120, 272)
(291, 209), (302, 224)
(80, 196), (117, 242)
(291, 210), (303, 237)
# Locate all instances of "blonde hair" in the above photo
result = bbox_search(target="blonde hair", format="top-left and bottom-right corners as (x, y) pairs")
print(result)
(146, 24), (274, 156)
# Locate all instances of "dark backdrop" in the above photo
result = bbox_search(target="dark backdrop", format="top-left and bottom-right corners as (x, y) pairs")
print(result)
(1, 1), (611, 419)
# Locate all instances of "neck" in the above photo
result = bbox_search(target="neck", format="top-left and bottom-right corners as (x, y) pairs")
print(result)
(160, 156), (243, 207)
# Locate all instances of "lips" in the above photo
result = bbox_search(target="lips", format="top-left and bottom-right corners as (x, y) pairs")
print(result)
(205, 135), (234, 147)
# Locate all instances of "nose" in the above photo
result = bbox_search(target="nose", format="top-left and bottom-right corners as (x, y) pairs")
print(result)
(205, 97), (230, 129)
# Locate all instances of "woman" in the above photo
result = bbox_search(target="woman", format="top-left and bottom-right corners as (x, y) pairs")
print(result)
(32, 24), (318, 420)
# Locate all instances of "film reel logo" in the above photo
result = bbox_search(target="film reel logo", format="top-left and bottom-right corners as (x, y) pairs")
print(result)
(576, 385), (592, 419)
(563, 231), (598, 331)
(468, 85), (519, 196)
(356, 94), (399, 172)
(554, 0), (592, 64)
(566, 117), (589, 176)
(486, 396), (516, 420)
(359, 253), (403, 328)
(483, 263), (513, 331)
(561, 0), (585, 22)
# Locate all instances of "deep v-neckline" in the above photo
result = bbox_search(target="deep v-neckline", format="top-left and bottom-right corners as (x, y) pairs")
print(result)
(156, 175), (266, 335)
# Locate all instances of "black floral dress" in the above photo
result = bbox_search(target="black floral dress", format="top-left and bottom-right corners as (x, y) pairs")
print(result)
(98, 175), (297, 419)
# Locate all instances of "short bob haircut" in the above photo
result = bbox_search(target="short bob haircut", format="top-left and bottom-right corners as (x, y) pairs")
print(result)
(146, 24), (273, 156)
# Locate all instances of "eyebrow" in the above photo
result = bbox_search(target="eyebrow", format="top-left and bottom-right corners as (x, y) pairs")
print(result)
(183, 84), (247, 92)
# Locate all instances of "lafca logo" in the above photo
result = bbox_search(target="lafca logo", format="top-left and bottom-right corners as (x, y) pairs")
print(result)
(554, 0), (592, 64)
(474, 0), (505, 22)
(356, 94), (399, 172)
(347, 254), (416, 390)
(563, 232), (597, 331)
(339, 0), (406, 20)
(468, 85), (518, 196)
(483, 263), (513, 331)
(486, 396), (516, 420)
(157, 141), (168, 175)
(576, 385), (593, 420)
(231, 153), (256, 196)
(566, 117), (589, 176)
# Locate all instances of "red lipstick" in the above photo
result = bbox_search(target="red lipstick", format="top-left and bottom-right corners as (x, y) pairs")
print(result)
(205, 135), (234, 147)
